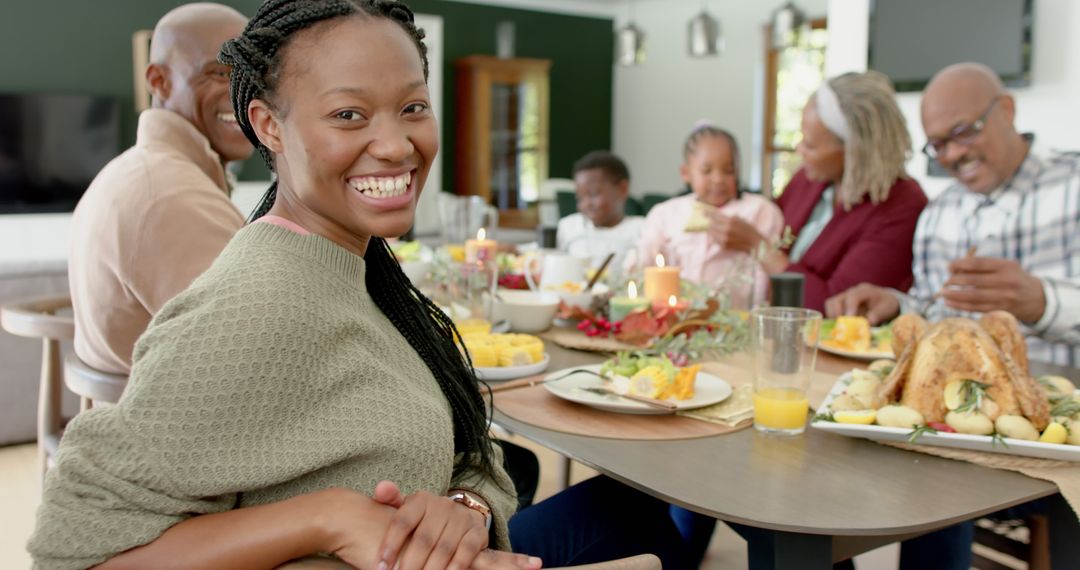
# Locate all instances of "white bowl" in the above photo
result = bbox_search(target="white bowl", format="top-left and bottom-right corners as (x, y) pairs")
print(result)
(491, 289), (560, 333)
(400, 260), (432, 285)
(549, 283), (610, 311)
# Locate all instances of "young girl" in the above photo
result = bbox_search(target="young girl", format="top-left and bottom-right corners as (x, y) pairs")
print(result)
(29, 2), (691, 569)
(635, 124), (784, 303)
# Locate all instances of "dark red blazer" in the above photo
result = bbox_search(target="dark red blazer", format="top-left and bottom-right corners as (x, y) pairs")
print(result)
(776, 168), (928, 312)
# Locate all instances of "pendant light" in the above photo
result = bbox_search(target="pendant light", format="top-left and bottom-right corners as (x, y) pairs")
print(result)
(615, 1), (645, 66)
(770, 1), (807, 49)
(688, 2), (723, 57)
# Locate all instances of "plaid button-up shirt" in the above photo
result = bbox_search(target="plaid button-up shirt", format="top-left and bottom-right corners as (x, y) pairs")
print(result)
(897, 148), (1080, 366)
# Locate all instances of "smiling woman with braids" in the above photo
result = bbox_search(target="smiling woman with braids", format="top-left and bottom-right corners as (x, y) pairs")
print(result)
(28, 1), (693, 569)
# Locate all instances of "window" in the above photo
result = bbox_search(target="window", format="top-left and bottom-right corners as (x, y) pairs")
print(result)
(761, 20), (828, 198)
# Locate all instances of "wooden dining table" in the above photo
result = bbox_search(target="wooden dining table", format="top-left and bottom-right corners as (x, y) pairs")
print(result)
(490, 339), (1080, 569)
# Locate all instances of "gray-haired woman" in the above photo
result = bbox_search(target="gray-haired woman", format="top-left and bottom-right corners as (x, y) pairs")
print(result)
(762, 70), (928, 312)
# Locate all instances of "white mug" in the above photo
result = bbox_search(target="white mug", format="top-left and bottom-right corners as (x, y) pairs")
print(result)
(522, 251), (587, 291)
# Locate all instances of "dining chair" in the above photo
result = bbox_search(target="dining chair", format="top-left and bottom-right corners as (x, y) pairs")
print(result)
(64, 352), (127, 409)
(0, 295), (75, 480)
(552, 554), (662, 569)
(973, 514), (1049, 570)
(275, 554), (662, 569)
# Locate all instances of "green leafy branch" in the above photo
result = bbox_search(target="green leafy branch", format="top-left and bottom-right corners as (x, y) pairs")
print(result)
(954, 380), (993, 414)
(1050, 399), (1080, 418)
(907, 424), (939, 443)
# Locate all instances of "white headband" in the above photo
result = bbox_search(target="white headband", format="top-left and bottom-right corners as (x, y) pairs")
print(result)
(815, 80), (849, 142)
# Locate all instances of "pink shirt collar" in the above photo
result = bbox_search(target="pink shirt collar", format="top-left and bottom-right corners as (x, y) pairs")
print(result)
(254, 214), (311, 235)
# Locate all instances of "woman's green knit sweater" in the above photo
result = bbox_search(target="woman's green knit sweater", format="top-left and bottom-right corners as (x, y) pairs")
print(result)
(28, 223), (516, 569)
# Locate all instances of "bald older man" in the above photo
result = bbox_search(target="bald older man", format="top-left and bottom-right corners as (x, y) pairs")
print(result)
(69, 3), (251, 374)
(827, 62), (1080, 366)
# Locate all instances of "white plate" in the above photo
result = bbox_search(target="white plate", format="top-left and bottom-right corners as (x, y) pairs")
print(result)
(475, 353), (550, 382)
(811, 372), (1080, 462)
(818, 343), (894, 362)
(543, 364), (733, 415)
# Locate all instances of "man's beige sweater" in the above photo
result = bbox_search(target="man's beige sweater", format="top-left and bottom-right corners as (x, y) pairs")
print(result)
(68, 108), (245, 374)
(30, 223), (516, 569)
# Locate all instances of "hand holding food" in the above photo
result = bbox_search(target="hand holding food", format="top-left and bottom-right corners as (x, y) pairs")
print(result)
(683, 200), (715, 232)
(823, 283), (901, 325)
(705, 213), (765, 253)
(942, 256), (1047, 324)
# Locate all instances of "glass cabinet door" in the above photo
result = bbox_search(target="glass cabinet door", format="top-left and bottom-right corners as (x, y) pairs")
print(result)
(489, 79), (543, 211)
(455, 56), (549, 228)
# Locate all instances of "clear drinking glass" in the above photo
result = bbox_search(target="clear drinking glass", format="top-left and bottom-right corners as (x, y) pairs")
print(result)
(749, 307), (822, 436)
(438, 193), (499, 246)
(462, 258), (499, 323)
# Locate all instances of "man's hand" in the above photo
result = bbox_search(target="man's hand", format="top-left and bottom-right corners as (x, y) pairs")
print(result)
(706, 213), (765, 253)
(942, 256), (1046, 323)
(824, 283), (901, 325)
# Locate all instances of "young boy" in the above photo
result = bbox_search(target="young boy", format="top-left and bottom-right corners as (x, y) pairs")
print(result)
(556, 150), (644, 270)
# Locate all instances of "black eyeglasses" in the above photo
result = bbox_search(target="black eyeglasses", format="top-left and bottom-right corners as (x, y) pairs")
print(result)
(922, 97), (1002, 159)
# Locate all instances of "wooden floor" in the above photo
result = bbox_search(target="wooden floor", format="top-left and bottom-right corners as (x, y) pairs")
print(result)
(0, 439), (905, 569)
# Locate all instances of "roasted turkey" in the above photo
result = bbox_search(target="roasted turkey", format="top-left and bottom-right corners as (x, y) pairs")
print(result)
(872, 311), (1050, 430)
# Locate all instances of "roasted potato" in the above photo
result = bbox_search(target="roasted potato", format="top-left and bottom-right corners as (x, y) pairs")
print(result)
(994, 415), (1039, 441)
(830, 393), (869, 412)
(875, 405), (924, 429)
(846, 377), (881, 402)
(945, 411), (994, 435)
(1039, 375), (1077, 399)
(1066, 420), (1080, 446)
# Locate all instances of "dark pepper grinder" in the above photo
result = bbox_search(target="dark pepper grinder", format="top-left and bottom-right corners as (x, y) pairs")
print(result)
(768, 273), (805, 374)
(769, 272), (805, 308)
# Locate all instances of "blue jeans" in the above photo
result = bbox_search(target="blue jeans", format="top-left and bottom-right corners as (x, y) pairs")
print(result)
(670, 505), (716, 565)
(508, 476), (694, 568)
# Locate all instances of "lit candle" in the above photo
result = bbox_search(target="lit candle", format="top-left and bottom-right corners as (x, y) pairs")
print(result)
(608, 280), (651, 322)
(654, 293), (688, 314)
(464, 228), (497, 263)
(643, 254), (680, 306)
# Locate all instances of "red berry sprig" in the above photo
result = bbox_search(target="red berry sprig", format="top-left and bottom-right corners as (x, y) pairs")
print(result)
(497, 273), (528, 290)
(577, 316), (613, 338)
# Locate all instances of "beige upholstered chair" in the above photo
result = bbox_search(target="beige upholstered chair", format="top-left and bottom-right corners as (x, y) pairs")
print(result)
(64, 352), (127, 409)
(0, 295), (75, 479)
(555, 555), (662, 569)
(275, 554), (662, 569)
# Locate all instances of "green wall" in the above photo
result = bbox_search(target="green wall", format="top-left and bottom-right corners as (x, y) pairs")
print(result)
(0, 0), (613, 186)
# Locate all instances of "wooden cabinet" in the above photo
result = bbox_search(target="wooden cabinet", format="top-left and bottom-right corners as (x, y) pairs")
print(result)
(454, 56), (550, 229)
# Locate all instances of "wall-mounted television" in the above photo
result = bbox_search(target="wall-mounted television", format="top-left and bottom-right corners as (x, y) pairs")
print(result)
(868, 0), (1033, 92)
(0, 93), (122, 214)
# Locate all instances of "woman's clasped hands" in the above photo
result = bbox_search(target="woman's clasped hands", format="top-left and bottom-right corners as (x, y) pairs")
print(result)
(321, 482), (542, 570)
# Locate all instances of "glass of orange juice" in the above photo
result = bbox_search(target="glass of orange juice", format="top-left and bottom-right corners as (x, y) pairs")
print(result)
(750, 307), (821, 436)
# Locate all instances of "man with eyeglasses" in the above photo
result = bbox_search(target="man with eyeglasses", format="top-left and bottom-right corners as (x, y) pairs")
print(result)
(826, 62), (1080, 368)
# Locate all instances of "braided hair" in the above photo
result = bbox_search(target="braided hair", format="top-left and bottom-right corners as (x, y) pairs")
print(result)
(219, 0), (499, 481)
(683, 124), (743, 198)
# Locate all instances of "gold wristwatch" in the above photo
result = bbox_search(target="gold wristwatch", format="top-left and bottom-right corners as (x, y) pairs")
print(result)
(448, 490), (492, 530)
